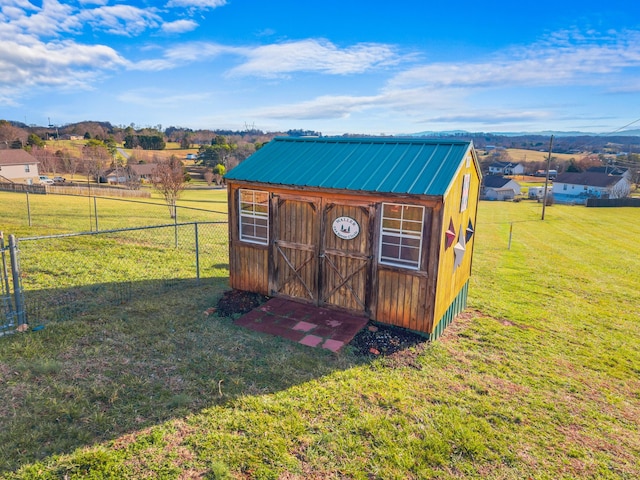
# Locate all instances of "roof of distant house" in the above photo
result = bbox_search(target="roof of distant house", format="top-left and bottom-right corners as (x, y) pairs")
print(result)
(0, 149), (38, 166)
(483, 175), (517, 188)
(489, 161), (520, 168)
(555, 171), (625, 187)
(129, 163), (158, 176)
(585, 166), (628, 175)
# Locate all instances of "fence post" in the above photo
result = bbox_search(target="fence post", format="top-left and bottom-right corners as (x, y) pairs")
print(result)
(174, 205), (178, 248)
(94, 196), (99, 231)
(26, 191), (32, 227)
(0, 233), (15, 324)
(8, 235), (26, 326)
(194, 223), (200, 284)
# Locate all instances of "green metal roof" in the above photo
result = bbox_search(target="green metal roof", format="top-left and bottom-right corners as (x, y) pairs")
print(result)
(225, 136), (475, 196)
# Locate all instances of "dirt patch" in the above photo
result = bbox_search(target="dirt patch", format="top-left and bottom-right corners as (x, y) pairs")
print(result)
(215, 290), (269, 317)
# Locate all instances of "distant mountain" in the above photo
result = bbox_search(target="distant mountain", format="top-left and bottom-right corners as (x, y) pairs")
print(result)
(615, 129), (640, 136)
(409, 129), (640, 138)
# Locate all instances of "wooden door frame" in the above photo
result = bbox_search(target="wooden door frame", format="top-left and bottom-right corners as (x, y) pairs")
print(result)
(268, 193), (321, 303)
(318, 200), (376, 314)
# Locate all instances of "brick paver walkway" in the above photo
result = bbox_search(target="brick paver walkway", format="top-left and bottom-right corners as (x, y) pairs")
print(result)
(234, 298), (369, 352)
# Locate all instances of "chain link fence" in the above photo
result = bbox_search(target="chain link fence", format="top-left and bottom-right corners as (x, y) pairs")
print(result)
(3, 221), (229, 331)
(2, 188), (229, 232)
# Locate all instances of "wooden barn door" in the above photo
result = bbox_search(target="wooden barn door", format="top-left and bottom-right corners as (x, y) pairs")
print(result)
(319, 203), (373, 314)
(271, 195), (320, 302)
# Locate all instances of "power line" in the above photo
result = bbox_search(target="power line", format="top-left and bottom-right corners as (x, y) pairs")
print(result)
(600, 117), (640, 136)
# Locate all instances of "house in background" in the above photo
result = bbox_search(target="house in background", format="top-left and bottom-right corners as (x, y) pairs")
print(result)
(225, 137), (482, 339)
(552, 172), (631, 204)
(481, 175), (522, 200)
(585, 165), (629, 178)
(0, 149), (40, 184)
(105, 163), (158, 184)
(488, 161), (525, 176)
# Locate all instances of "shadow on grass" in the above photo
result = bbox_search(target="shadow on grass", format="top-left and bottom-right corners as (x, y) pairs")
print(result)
(0, 276), (424, 474)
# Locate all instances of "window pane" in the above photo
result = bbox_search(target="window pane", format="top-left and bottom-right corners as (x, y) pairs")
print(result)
(403, 220), (423, 233)
(383, 204), (402, 219)
(400, 247), (420, 262)
(381, 244), (399, 259)
(241, 224), (254, 237)
(254, 192), (269, 204)
(255, 226), (268, 238)
(401, 237), (421, 248)
(382, 234), (400, 245)
(382, 218), (401, 231)
(255, 204), (268, 215)
(402, 205), (423, 222)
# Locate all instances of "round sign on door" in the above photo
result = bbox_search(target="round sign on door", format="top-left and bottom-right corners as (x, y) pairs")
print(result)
(332, 216), (360, 240)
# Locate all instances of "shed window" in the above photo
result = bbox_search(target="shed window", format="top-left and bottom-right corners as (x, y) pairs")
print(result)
(460, 174), (470, 212)
(25, 165), (30, 172)
(239, 189), (269, 245)
(379, 203), (425, 270)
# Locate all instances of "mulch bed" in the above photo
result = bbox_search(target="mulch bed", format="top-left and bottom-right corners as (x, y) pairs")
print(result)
(349, 323), (427, 357)
(215, 289), (270, 317)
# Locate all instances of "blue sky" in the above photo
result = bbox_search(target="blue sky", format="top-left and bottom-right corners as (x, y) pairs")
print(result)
(1, 0), (639, 135)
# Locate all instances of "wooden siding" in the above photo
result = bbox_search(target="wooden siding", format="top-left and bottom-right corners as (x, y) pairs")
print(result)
(373, 269), (429, 332)
(432, 151), (481, 332)
(229, 242), (269, 294)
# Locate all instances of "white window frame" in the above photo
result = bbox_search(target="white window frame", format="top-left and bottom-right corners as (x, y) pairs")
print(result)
(378, 202), (425, 270)
(460, 173), (471, 212)
(239, 189), (269, 245)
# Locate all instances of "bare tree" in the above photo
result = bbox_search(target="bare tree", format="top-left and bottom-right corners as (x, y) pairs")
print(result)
(83, 140), (110, 182)
(124, 165), (141, 190)
(151, 155), (186, 218)
(204, 169), (214, 186)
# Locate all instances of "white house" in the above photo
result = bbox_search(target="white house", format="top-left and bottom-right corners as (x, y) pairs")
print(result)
(0, 149), (40, 184)
(528, 185), (552, 199)
(482, 175), (522, 200)
(105, 163), (158, 184)
(552, 172), (631, 204)
(488, 161), (525, 176)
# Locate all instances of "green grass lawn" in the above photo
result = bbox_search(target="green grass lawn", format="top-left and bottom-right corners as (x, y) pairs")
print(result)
(0, 188), (228, 237)
(1, 200), (639, 479)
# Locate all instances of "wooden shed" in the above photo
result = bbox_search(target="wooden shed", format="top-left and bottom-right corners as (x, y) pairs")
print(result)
(225, 137), (481, 339)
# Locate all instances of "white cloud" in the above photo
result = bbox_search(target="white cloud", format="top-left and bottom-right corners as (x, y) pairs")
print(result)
(165, 0), (227, 9)
(117, 88), (212, 107)
(419, 110), (551, 126)
(227, 39), (401, 78)
(130, 42), (230, 70)
(128, 38), (402, 77)
(389, 29), (640, 90)
(76, 5), (162, 36)
(161, 19), (199, 34)
(254, 94), (384, 120)
(1, 0), (79, 37)
(0, 38), (127, 88)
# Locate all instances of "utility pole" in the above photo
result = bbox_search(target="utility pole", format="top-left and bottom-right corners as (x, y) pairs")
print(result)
(541, 135), (554, 220)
